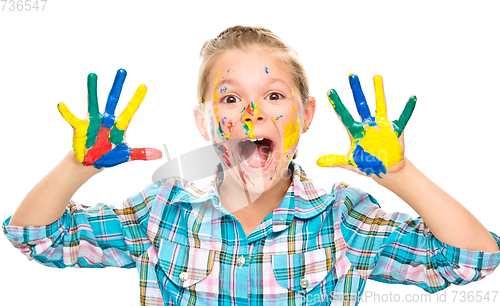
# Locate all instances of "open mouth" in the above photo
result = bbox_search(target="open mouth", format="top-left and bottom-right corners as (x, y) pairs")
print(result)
(237, 137), (274, 169)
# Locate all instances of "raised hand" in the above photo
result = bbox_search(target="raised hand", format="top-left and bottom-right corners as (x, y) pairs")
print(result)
(57, 69), (162, 169)
(317, 74), (416, 178)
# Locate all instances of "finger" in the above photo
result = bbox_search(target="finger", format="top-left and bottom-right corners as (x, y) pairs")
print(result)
(115, 84), (147, 130)
(57, 102), (89, 162)
(130, 148), (163, 161)
(86, 73), (103, 148)
(93, 143), (132, 169)
(392, 95), (417, 137)
(349, 73), (373, 123)
(57, 102), (84, 128)
(87, 73), (100, 118)
(316, 154), (350, 167)
(327, 89), (364, 139)
(103, 69), (127, 129)
(373, 75), (388, 122)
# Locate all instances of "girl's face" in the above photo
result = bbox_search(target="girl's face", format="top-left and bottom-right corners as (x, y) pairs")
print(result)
(196, 47), (315, 194)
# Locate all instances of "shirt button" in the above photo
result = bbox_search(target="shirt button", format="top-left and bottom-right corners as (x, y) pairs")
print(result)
(236, 256), (246, 266)
(299, 278), (309, 289)
(179, 272), (189, 282)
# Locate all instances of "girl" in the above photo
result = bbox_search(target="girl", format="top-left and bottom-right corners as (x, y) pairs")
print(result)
(3, 26), (500, 306)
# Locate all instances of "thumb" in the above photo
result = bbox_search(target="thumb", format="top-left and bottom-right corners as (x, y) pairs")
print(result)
(316, 154), (350, 167)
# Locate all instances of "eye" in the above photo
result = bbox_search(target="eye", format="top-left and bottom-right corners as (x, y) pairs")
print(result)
(266, 92), (284, 100)
(222, 95), (240, 104)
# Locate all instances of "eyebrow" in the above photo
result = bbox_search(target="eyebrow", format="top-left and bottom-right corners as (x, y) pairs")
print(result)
(216, 77), (290, 91)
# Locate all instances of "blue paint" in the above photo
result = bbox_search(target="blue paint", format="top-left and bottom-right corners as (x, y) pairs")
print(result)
(103, 69), (127, 128)
(93, 143), (132, 169)
(349, 74), (376, 126)
(352, 144), (386, 178)
(221, 86), (227, 93)
(265, 67), (269, 74)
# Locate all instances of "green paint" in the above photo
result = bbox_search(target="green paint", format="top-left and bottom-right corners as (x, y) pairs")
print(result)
(327, 89), (364, 139)
(392, 95), (417, 137)
(85, 73), (102, 149)
(218, 121), (226, 140)
(240, 107), (245, 113)
(274, 115), (283, 121)
(109, 125), (125, 145)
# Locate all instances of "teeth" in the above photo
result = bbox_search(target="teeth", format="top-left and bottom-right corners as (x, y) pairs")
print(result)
(248, 138), (264, 142)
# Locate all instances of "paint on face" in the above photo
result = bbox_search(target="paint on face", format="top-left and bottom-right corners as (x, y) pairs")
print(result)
(265, 67), (269, 74)
(242, 102), (261, 138)
(272, 114), (283, 124)
(213, 70), (222, 103)
(291, 88), (294, 98)
(282, 114), (300, 155)
(221, 86), (227, 93)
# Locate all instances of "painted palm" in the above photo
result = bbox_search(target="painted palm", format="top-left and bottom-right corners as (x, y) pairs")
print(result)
(57, 69), (162, 169)
(317, 74), (416, 178)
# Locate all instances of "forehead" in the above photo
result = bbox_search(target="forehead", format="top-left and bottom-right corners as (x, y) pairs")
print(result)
(209, 48), (294, 85)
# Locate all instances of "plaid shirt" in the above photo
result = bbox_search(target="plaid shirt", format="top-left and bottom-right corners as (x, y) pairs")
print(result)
(3, 161), (500, 305)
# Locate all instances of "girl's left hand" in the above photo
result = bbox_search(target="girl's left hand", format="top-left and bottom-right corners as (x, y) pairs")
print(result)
(317, 74), (416, 178)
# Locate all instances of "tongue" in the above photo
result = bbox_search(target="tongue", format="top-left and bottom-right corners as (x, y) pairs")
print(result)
(241, 142), (270, 168)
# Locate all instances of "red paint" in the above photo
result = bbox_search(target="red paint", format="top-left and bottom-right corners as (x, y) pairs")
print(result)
(83, 126), (112, 166)
(246, 103), (254, 117)
(130, 148), (163, 161)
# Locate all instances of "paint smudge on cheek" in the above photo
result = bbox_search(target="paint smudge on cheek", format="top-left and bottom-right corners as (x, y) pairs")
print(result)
(214, 143), (231, 168)
(265, 67), (269, 74)
(272, 115), (283, 124)
(282, 114), (300, 156)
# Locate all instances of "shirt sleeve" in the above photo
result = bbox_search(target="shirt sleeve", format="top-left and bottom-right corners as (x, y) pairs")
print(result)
(2, 180), (165, 269)
(337, 183), (500, 293)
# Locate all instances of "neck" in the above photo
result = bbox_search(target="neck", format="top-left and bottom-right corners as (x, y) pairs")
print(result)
(218, 168), (292, 236)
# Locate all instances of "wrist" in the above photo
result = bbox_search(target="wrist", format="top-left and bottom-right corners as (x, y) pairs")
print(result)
(373, 157), (415, 189)
(64, 151), (103, 179)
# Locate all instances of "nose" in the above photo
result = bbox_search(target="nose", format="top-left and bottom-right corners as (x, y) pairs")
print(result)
(241, 102), (266, 123)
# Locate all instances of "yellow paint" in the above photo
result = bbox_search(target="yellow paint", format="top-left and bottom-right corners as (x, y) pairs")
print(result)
(252, 103), (261, 119)
(292, 105), (296, 113)
(57, 102), (89, 162)
(116, 84), (147, 130)
(373, 75), (389, 126)
(213, 70), (222, 103)
(214, 107), (218, 114)
(291, 88), (294, 98)
(358, 125), (402, 167)
(316, 154), (349, 167)
(243, 113), (257, 138)
(282, 115), (300, 155)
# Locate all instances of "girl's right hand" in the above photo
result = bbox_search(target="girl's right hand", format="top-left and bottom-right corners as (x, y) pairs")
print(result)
(57, 69), (162, 169)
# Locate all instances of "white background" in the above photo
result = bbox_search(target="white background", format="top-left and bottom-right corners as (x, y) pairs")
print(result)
(1, 0), (499, 305)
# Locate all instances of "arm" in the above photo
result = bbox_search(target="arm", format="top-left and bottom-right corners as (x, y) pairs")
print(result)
(9, 151), (100, 227)
(319, 73), (499, 253)
(4, 69), (163, 267)
(337, 183), (500, 293)
(375, 158), (499, 252)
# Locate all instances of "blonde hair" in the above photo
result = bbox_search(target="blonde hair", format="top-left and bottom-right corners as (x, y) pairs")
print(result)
(198, 25), (310, 106)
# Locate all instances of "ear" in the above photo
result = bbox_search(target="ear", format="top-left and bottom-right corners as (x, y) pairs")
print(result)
(302, 96), (316, 133)
(194, 104), (210, 141)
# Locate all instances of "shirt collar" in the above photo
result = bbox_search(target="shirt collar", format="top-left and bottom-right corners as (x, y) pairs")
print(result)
(173, 161), (332, 230)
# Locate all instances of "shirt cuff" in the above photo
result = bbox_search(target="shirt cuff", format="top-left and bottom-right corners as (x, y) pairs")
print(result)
(2, 213), (68, 260)
(440, 231), (500, 277)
